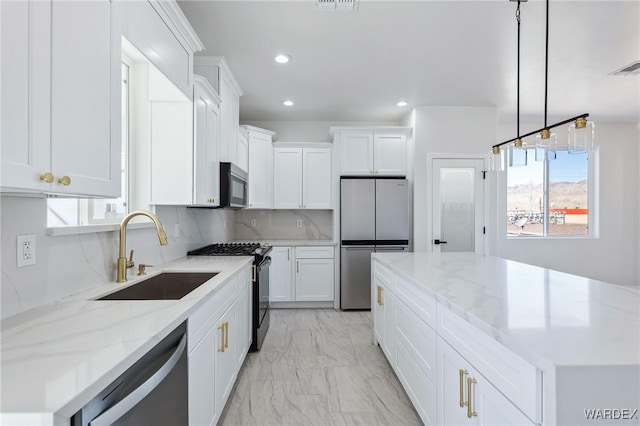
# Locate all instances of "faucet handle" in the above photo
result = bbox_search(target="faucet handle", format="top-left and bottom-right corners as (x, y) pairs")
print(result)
(137, 264), (153, 276)
(127, 249), (135, 269)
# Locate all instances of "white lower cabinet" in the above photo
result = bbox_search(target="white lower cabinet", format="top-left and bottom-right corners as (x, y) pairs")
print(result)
(270, 247), (294, 302)
(372, 260), (539, 426)
(188, 264), (251, 426)
(438, 337), (534, 426)
(270, 246), (335, 303)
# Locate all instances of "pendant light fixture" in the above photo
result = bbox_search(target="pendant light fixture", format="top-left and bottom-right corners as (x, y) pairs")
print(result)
(492, 0), (593, 165)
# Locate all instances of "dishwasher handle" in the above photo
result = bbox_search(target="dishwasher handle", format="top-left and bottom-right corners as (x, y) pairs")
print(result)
(88, 334), (187, 426)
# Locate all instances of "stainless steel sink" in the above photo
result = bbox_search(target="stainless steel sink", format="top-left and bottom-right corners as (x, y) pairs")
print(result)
(98, 272), (218, 300)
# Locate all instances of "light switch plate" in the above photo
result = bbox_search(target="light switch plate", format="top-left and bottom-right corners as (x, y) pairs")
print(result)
(17, 234), (36, 267)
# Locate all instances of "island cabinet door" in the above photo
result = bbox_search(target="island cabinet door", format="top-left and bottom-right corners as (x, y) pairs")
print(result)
(373, 278), (385, 345)
(215, 305), (236, 416)
(437, 337), (534, 426)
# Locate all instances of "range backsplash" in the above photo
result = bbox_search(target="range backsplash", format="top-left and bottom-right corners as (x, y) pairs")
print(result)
(235, 209), (333, 241)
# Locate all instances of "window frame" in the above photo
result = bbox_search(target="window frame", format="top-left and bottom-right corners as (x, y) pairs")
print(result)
(504, 146), (598, 240)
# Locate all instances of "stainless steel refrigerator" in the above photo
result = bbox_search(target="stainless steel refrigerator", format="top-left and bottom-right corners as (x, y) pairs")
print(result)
(340, 178), (410, 310)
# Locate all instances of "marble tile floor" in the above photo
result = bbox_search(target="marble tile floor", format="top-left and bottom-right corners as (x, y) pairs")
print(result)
(219, 309), (422, 426)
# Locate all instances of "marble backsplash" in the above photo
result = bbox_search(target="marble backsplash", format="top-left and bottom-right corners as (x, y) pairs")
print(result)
(235, 209), (333, 241)
(0, 196), (234, 319)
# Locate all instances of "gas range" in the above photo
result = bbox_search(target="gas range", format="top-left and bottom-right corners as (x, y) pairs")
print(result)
(187, 241), (273, 352)
(187, 242), (272, 265)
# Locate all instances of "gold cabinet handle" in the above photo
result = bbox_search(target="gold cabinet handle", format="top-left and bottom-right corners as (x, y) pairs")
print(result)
(57, 175), (71, 186)
(467, 377), (477, 418)
(459, 369), (469, 408)
(252, 265), (256, 282)
(39, 172), (54, 183)
(376, 286), (381, 305)
(296, 261), (299, 273)
(217, 323), (225, 352)
(287, 248), (290, 261)
(224, 322), (229, 349)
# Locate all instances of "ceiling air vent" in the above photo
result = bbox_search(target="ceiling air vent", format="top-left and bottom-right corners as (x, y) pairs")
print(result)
(314, 0), (359, 12)
(610, 60), (640, 76)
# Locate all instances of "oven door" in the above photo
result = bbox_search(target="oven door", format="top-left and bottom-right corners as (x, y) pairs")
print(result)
(257, 256), (271, 323)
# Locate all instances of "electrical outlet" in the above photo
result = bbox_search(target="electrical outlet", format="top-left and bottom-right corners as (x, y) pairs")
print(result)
(296, 219), (303, 228)
(17, 234), (36, 267)
(174, 224), (180, 238)
(250, 219), (256, 227)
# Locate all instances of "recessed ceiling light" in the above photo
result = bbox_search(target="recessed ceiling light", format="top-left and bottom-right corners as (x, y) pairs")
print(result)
(283, 100), (294, 106)
(396, 101), (408, 107)
(275, 54), (291, 64)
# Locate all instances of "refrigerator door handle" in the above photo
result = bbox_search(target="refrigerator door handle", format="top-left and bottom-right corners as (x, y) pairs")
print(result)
(375, 247), (407, 251)
(343, 246), (376, 250)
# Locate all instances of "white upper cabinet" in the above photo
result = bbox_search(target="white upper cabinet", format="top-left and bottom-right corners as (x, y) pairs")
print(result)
(192, 75), (221, 206)
(273, 145), (332, 210)
(273, 148), (304, 209)
(237, 127), (249, 173)
(302, 148), (332, 209)
(244, 125), (276, 209)
(374, 132), (407, 175)
(335, 127), (411, 177)
(194, 57), (243, 169)
(1, 0), (121, 197)
(339, 131), (374, 175)
(121, 0), (204, 99)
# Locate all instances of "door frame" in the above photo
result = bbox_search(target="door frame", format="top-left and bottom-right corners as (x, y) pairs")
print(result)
(426, 153), (489, 254)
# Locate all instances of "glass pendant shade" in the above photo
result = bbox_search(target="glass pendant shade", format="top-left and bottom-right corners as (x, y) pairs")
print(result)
(535, 146), (556, 162)
(509, 141), (527, 167)
(490, 148), (505, 171)
(568, 119), (594, 154)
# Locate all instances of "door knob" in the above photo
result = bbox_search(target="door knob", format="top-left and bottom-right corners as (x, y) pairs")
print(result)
(434, 239), (448, 245)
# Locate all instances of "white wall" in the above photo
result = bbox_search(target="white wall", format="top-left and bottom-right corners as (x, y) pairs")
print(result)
(242, 120), (398, 142)
(411, 106), (498, 252)
(496, 122), (640, 286)
(0, 196), (234, 318)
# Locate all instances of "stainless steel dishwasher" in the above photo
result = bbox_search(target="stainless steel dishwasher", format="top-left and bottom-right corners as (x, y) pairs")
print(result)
(71, 322), (188, 426)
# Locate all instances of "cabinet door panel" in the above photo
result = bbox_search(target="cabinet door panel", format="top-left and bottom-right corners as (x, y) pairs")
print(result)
(340, 131), (373, 175)
(189, 330), (216, 426)
(373, 279), (384, 344)
(235, 281), (249, 368)
(437, 337), (478, 426)
(273, 148), (303, 209)
(396, 339), (437, 425)
(236, 131), (249, 172)
(193, 87), (209, 205)
(0, 1), (50, 191)
(247, 133), (273, 209)
(269, 247), (294, 302)
(374, 133), (407, 176)
(50, 0), (120, 197)
(295, 258), (334, 301)
(215, 307), (236, 415)
(205, 104), (220, 205)
(302, 148), (331, 209)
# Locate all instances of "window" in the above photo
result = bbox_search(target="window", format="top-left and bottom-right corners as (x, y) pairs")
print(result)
(47, 61), (131, 228)
(506, 148), (591, 237)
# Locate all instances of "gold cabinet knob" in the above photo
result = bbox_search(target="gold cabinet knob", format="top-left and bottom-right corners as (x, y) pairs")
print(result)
(211, 197), (214, 203)
(58, 176), (71, 186)
(39, 172), (54, 183)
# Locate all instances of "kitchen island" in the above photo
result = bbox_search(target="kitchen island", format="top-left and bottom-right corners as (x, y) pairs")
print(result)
(1, 256), (253, 425)
(372, 252), (640, 425)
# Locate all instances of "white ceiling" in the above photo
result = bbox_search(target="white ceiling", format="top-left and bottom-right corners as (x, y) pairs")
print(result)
(178, 1), (640, 124)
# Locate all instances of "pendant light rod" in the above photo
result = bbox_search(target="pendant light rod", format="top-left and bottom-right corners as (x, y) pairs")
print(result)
(517, 0), (521, 137)
(544, 0), (549, 128)
(493, 113), (589, 150)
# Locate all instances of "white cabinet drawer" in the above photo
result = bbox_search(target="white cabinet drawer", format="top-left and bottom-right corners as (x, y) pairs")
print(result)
(437, 307), (542, 423)
(373, 261), (394, 288)
(188, 274), (237, 353)
(295, 246), (334, 259)
(394, 274), (436, 330)
(396, 339), (437, 425)
(395, 298), (437, 385)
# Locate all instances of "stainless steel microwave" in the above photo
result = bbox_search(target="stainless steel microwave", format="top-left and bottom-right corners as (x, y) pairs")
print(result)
(219, 162), (247, 208)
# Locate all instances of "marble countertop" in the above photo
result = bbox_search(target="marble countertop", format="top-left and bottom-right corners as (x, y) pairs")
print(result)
(235, 239), (336, 247)
(372, 252), (640, 370)
(1, 256), (253, 423)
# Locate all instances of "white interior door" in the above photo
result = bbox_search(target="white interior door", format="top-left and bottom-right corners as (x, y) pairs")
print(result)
(432, 158), (484, 253)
